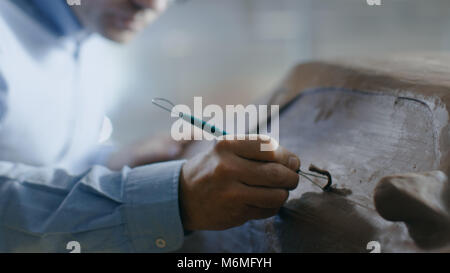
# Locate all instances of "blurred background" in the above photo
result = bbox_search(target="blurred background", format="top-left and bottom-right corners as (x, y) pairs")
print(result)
(78, 0), (450, 145)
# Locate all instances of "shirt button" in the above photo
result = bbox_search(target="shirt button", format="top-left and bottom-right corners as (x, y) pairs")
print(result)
(155, 238), (166, 249)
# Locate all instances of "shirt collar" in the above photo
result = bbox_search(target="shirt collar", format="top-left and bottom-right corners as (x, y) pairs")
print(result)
(28, 0), (83, 37)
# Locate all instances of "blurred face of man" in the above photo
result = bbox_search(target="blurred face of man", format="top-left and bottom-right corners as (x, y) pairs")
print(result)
(71, 0), (169, 43)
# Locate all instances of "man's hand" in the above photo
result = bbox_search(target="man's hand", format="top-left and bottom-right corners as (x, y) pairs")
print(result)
(108, 134), (189, 170)
(179, 135), (300, 231)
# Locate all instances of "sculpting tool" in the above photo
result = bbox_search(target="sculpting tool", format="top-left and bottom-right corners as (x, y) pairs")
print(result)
(297, 164), (333, 192)
(152, 98), (227, 137)
(152, 97), (332, 190)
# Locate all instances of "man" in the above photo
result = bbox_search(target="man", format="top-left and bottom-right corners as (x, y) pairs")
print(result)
(0, 0), (301, 252)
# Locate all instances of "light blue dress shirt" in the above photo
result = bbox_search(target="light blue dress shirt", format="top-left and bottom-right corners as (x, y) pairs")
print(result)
(0, 0), (186, 252)
(26, 0), (83, 36)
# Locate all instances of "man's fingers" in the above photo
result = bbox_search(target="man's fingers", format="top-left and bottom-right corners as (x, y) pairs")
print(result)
(235, 183), (289, 209)
(275, 145), (301, 171)
(216, 134), (300, 171)
(232, 156), (299, 190)
(246, 206), (280, 220)
(132, 0), (168, 11)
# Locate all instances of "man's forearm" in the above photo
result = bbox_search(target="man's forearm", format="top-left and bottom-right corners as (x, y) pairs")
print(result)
(0, 160), (185, 252)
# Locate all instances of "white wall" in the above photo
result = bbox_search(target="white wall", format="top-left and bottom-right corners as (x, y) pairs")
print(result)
(78, 0), (450, 145)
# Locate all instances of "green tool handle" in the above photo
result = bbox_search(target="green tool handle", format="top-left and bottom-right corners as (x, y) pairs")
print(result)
(179, 112), (227, 137)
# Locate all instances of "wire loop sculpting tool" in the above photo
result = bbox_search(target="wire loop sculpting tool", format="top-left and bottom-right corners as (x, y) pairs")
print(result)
(297, 164), (332, 192)
(152, 98), (227, 137)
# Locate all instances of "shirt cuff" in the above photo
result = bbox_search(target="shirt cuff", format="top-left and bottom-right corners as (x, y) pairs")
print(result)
(123, 160), (186, 252)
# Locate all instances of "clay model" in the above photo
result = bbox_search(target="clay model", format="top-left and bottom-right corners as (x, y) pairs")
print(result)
(179, 55), (450, 252)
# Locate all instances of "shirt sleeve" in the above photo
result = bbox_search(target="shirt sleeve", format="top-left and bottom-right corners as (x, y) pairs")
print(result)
(0, 160), (186, 253)
(0, 71), (7, 123)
